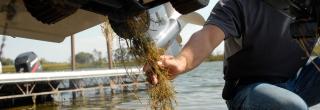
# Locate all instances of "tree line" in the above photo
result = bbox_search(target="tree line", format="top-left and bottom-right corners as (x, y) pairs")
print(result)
(0, 48), (133, 66)
(75, 48), (133, 64)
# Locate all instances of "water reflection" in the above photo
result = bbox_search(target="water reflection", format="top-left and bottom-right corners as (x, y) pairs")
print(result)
(7, 90), (144, 110)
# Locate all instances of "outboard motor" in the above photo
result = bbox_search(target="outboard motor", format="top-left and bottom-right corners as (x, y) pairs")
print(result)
(0, 52), (58, 108)
(14, 52), (42, 73)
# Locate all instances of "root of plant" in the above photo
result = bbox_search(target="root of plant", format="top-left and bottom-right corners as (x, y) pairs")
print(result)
(132, 36), (176, 110)
(108, 11), (176, 110)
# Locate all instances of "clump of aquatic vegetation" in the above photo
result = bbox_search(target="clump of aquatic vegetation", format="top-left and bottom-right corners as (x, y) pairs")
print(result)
(108, 11), (176, 110)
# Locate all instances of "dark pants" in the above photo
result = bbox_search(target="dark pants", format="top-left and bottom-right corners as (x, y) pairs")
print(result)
(227, 57), (320, 110)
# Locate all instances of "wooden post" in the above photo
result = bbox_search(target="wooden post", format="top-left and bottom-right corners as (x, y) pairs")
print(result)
(70, 35), (76, 99)
(71, 35), (76, 71)
(101, 20), (114, 69)
(106, 32), (113, 69)
(101, 18), (116, 94)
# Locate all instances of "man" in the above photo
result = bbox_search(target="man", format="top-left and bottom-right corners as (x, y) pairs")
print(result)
(144, 0), (320, 110)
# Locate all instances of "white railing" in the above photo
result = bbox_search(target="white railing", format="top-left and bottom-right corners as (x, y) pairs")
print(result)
(0, 68), (142, 84)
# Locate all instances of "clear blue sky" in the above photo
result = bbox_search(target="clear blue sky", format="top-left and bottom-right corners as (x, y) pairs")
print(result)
(2, 0), (221, 62)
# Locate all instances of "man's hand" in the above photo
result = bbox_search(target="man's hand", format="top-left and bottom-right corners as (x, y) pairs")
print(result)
(143, 55), (187, 85)
(143, 25), (225, 85)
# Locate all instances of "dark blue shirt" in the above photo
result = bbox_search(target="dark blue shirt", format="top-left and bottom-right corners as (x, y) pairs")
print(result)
(205, 0), (317, 80)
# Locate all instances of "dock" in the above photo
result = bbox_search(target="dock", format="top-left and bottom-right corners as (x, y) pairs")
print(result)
(0, 68), (146, 105)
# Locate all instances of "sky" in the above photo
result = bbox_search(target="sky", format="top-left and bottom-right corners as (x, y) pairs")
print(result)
(2, 0), (221, 62)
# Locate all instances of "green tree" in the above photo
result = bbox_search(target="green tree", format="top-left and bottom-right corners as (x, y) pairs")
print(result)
(93, 49), (104, 66)
(39, 58), (49, 64)
(75, 52), (94, 64)
(1, 57), (13, 65)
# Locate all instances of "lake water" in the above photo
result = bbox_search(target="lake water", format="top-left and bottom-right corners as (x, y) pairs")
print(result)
(6, 62), (320, 110)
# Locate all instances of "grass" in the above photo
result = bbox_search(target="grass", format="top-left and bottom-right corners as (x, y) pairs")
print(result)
(2, 61), (138, 73)
(206, 54), (224, 62)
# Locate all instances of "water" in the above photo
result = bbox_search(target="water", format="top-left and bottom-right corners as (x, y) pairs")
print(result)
(6, 62), (320, 110)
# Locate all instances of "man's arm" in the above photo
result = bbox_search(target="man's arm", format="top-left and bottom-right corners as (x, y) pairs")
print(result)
(177, 25), (225, 72)
(145, 25), (225, 84)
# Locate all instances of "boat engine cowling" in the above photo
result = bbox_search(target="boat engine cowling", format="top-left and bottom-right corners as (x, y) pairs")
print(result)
(14, 52), (42, 73)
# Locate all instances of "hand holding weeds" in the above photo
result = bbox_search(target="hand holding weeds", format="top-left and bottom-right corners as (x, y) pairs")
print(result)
(143, 55), (187, 85)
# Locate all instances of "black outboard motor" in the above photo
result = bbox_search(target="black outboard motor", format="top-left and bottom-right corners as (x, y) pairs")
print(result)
(14, 52), (42, 73)
(0, 52), (58, 108)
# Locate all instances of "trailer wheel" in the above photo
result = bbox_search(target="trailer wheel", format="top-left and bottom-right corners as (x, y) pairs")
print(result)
(170, 0), (209, 14)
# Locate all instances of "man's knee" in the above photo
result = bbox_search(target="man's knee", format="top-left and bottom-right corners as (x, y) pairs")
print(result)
(244, 83), (308, 110)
